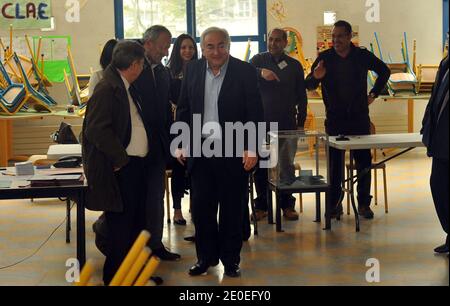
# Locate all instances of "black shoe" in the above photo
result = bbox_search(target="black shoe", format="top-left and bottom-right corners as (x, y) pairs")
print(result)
(189, 260), (219, 276)
(224, 264), (241, 278)
(174, 218), (187, 226)
(358, 206), (374, 219)
(184, 235), (196, 242)
(434, 244), (449, 254)
(434, 238), (449, 254)
(330, 205), (344, 219)
(150, 276), (164, 286)
(152, 247), (181, 261)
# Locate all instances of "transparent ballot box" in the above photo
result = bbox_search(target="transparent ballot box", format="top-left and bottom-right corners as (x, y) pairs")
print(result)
(268, 130), (330, 191)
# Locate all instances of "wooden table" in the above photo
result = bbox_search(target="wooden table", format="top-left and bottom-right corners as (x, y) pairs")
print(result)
(0, 110), (82, 166)
(379, 95), (431, 133)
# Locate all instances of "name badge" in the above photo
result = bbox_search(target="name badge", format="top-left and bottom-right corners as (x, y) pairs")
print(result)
(278, 61), (288, 70)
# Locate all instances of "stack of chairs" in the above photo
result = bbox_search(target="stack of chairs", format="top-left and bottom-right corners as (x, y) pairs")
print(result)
(412, 39), (439, 94)
(416, 65), (439, 93)
(371, 32), (418, 96)
(1, 28), (57, 115)
(0, 56), (27, 115)
(12, 53), (54, 112)
(76, 231), (161, 287)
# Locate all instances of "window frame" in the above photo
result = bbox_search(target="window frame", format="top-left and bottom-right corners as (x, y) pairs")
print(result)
(114, 0), (267, 53)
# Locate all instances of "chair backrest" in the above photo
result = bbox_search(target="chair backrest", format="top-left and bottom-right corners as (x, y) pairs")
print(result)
(13, 52), (55, 107)
(67, 47), (85, 106)
(12, 53), (34, 90)
(0, 58), (13, 86)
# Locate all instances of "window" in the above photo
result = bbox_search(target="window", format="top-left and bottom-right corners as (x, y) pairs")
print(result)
(122, 0), (187, 39)
(236, 0), (252, 18)
(323, 11), (336, 26)
(115, 0), (267, 60)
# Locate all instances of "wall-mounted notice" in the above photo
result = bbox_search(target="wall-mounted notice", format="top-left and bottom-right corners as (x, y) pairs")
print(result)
(0, 0), (52, 29)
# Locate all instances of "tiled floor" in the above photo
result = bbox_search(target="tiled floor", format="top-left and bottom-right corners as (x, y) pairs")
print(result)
(0, 148), (448, 286)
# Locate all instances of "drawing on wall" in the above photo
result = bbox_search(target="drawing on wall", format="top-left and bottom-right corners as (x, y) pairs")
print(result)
(284, 27), (310, 73)
(269, 0), (287, 24)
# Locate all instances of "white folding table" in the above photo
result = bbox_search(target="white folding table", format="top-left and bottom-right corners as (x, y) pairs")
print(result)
(327, 133), (425, 232)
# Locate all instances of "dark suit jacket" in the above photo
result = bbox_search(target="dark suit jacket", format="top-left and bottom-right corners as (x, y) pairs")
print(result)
(82, 66), (132, 212)
(176, 56), (264, 174)
(422, 56), (449, 161)
(133, 59), (173, 164)
(306, 44), (390, 131)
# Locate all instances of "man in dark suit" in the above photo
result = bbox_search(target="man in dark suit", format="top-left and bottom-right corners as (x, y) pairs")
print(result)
(133, 25), (181, 261)
(421, 55), (449, 254)
(82, 41), (147, 284)
(175, 27), (264, 277)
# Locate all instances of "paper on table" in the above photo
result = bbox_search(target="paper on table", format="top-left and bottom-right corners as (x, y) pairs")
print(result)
(0, 181), (12, 189)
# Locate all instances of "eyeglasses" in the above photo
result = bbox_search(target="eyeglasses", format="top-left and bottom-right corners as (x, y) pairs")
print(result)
(204, 44), (227, 52)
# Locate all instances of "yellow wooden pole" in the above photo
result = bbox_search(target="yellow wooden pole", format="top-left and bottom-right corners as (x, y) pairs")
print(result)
(9, 24), (13, 57)
(36, 37), (43, 67)
(121, 247), (151, 286)
(109, 231), (151, 286)
(0, 38), (6, 53)
(41, 54), (45, 76)
(24, 35), (35, 63)
(75, 259), (95, 286)
(412, 39), (417, 74)
(134, 256), (161, 286)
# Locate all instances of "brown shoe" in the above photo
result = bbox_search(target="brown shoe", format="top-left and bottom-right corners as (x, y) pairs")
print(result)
(283, 208), (299, 221)
(251, 209), (268, 222)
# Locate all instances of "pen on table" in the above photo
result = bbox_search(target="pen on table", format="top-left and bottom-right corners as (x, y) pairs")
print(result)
(1, 172), (15, 176)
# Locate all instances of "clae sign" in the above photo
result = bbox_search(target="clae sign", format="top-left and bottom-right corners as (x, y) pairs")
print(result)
(0, 0), (52, 29)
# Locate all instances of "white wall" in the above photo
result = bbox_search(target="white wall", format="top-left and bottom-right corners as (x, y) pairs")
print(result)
(267, 0), (443, 64)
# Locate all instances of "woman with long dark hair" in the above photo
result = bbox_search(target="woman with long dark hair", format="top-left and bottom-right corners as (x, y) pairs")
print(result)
(167, 34), (198, 226)
(88, 39), (118, 98)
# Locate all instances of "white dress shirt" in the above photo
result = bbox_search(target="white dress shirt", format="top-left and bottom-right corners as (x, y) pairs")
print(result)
(120, 73), (149, 157)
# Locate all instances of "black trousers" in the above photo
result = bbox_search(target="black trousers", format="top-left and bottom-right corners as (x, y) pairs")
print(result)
(329, 147), (372, 209)
(103, 157), (148, 285)
(170, 158), (188, 209)
(326, 117), (372, 209)
(431, 158), (449, 236)
(145, 160), (166, 250)
(191, 157), (249, 267)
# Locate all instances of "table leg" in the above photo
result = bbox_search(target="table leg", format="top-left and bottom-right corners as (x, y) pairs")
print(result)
(349, 151), (360, 232)
(408, 98), (414, 133)
(324, 190), (331, 230)
(0, 121), (12, 167)
(315, 192), (321, 223)
(77, 190), (86, 268)
(66, 199), (71, 244)
(267, 183), (274, 225)
(275, 192), (283, 232)
(249, 174), (258, 236)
